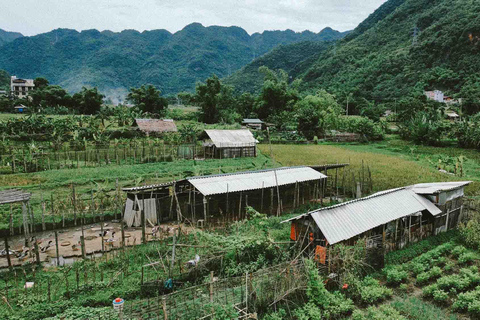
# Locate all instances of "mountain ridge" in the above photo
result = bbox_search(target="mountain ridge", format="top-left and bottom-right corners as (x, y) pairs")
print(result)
(0, 23), (347, 101)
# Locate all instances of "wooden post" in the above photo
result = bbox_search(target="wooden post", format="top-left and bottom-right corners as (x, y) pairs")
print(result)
(261, 181), (265, 213)
(141, 193), (146, 244)
(203, 196), (208, 223)
(238, 193), (242, 220)
(80, 236), (86, 259)
(55, 231), (60, 266)
(408, 215), (412, 244)
(209, 271), (214, 303)
(9, 204), (13, 236)
(72, 184), (77, 226)
(169, 231), (176, 279)
(270, 189), (274, 215)
(41, 193), (46, 231)
(4, 237), (12, 271)
(273, 169), (281, 216)
(51, 193), (56, 229)
(22, 201), (29, 240)
(101, 218), (105, 253)
(162, 297), (168, 320)
(226, 183), (229, 217)
(115, 178), (119, 220)
(34, 237), (41, 266)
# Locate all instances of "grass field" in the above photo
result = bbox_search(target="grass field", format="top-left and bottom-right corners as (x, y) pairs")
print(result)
(259, 141), (480, 197)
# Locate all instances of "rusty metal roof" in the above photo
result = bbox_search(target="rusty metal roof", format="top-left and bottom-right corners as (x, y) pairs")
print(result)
(135, 119), (177, 133)
(283, 187), (442, 245)
(203, 129), (257, 148)
(187, 166), (326, 196)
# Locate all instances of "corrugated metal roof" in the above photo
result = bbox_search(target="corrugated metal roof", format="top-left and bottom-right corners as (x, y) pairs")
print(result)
(283, 188), (442, 245)
(187, 166), (326, 196)
(242, 119), (264, 124)
(123, 181), (178, 192)
(204, 129), (257, 148)
(409, 181), (472, 195)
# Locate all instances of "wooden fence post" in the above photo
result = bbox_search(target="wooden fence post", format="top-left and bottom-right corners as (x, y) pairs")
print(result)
(41, 193), (46, 231)
(55, 231), (60, 266)
(4, 237), (12, 271)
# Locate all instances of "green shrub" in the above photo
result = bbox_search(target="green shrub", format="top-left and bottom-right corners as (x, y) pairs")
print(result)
(351, 305), (406, 320)
(432, 289), (449, 302)
(451, 245), (468, 258)
(410, 262), (427, 275)
(416, 266), (442, 285)
(385, 267), (408, 286)
(459, 252), (476, 265)
(423, 284), (439, 298)
(444, 261), (455, 272)
(399, 283), (409, 293)
(358, 277), (393, 304)
(453, 286), (480, 314)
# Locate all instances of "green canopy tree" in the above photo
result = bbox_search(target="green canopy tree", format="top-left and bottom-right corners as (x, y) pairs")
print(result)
(73, 87), (104, 114)
(34, 77), (49, 89)
(195, 75), (236, 124)
(126, 85), (168, 116)
(296, 90), (343, 139)
(255, 66), (299, 120)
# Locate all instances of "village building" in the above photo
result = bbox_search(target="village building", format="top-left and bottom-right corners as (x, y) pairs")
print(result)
(283, 181), (471, 268)
(135, 119), (177, 135)
(242, 119), (264, 130)
(11, 76), (35, 98)
(445, 109), (460, 121)
(14, 104), (28, 113)
(201, 129), (258, 159)
(122, 166), (331, 228)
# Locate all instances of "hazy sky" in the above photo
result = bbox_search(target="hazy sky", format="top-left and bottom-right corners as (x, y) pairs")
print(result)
(1, 0), (387, 36)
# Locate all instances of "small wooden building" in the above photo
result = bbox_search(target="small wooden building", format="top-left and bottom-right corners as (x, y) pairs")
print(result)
(242, 119), (264, 130)
(201, 129), (258, 159)
(284, 181), (471, 268)
(123, 166), (328, 227)
(135, 119), (177, 135)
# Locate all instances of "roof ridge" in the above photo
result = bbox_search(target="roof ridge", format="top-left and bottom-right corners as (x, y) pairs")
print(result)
(186, 166), (309, 180)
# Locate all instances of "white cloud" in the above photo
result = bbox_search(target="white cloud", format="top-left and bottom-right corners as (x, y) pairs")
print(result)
(0, 0), (387, 36)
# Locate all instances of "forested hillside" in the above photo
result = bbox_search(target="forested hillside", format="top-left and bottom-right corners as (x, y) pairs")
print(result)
(0, 28), (23, 46)
(224, 41), (332, 93)
(300, 0), (480, 112)
(228, 0), (480, 114)
(0, 24), (345, 100)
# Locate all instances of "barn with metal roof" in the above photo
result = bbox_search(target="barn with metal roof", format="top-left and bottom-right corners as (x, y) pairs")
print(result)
(283, 181), (471, 267)
(122, 166), (330, 227)
(201, 129), (258, 158)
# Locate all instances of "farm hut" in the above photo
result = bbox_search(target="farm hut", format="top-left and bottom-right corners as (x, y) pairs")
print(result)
(283, 181), (471, 268)
(201, 129), (258, 159)
(135, 119), (177, 135)
(242, 119), (264, 130)
(445, 110), (460, 122)
(122, 166), (328, 227)
(14, 105), (28, 113)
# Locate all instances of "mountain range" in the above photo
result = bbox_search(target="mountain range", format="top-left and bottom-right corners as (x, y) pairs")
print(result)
(0, 24), (347, 101)
(228, 0), (480, 111)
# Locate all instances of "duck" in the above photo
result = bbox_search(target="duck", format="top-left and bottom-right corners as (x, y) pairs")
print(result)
(17, 249), (29, 260)
(151, 226), (160, 238)
(186, 254), (200, 268)
(0, 249), (16, 257)
(72, 241), (81, 251)
(40, 240), (54, 253)
(105, 232), (116, 244)
(99, 230), (109, 237)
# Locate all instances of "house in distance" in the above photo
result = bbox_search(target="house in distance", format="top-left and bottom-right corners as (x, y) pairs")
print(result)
(11, 76), (35, 98)
(135, 119), (177, 136)
(242, 119), (264, 130)
(201, 129), (258, 159)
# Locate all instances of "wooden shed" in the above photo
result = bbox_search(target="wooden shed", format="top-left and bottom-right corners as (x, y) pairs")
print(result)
(284, 181), (471, 269)
(201, 129), (257, 159)
(123, 166), (328, 227)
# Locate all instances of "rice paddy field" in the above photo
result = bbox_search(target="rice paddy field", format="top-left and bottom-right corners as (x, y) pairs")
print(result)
(259, 139), (480, 198)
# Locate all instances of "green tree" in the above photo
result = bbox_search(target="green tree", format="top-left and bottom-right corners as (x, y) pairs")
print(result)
(126, 85), (168, 116)
(296, 90), (342, 139)
(73, 87), (104, 114)
(195, 75), (235, 124)
(34, 77), (49, 89)
(0, 69), (10, 91)
(177, 91), (195, 105)
(237, 92), (255, 118)
(255, 66), (299, 120)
